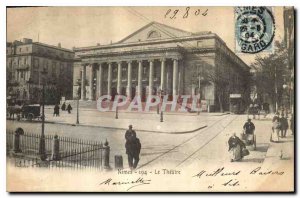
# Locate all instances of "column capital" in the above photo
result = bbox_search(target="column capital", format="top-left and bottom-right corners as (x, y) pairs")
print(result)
(148, 59), (155, 63)
(160, 58), (166, 62)
(127, 60), (133, 64)
(137, 60), (143, 63)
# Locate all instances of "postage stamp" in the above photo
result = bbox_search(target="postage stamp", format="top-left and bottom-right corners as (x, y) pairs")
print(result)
(235, 7), (275, 53)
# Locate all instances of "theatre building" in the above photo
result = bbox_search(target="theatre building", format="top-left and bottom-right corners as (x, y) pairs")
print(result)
(73, 22), (250, 111)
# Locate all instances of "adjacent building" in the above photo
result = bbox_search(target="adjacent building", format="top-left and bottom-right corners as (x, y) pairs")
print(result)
(6, 38), (74, 105)
(73, 22), (250, 111)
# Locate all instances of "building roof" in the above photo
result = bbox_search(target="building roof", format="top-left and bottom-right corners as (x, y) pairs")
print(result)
(7, 39), (74, 53)
(74, 21), (213, 51)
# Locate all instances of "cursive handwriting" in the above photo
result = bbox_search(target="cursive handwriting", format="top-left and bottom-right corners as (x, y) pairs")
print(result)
(250, 167), (285, 176)
(193, 167), (240, 179)
(99, 177), (151, 191)
(165, 7), (208, 19)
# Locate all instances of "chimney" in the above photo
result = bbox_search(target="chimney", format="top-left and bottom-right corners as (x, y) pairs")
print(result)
(58, 43), (61, 48)
(22, 38), (32, 44)
(97, 43), (100, 46)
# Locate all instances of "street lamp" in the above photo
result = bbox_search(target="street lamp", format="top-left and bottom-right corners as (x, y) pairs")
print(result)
(26, 77), (33, 103)
(157, 87), (161, 114)
(39, 68), (47, 161)
(76, 93), (80, 125)
(115, 93), (119, 119)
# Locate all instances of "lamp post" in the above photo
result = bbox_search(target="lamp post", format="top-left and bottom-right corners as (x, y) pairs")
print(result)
(157, 88), (161, 114)
(39, 68), (47, 161)
(115, 93), (119, 119)
(282, 82), (289, 113)
(26, 77), (33, 103)
(76, 95), (80, 125)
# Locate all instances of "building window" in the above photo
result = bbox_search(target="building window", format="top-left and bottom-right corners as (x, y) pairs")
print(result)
(147, 30), (161, 39)
(19, 48), (22, 53)
(24, 57), (28, 65)
(26, 47), (29, 51)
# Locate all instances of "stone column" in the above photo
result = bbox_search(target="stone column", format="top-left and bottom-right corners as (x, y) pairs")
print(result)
(149, 59), (154, 95)
(89, 65), (93, 100)
(117, 62), (122, 95)
(126, 61), (132, 99)
(172, 59), (178, 96)
(160, 58), (166, 91)
(18, 71), (22, 82)
(98, 63), (103, 97)
(137, 60), (143, 96)
(107, 62), (112, 97)
(81, 64), (86, 100)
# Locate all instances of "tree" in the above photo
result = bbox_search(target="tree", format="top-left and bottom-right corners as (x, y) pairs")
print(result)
(251, 40), (289, 112)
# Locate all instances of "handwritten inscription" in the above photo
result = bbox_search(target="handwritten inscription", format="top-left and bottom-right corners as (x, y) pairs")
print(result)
(99, 177), (151, 191)
(193, 167), (285, 189)
(165, 7), (208, 19)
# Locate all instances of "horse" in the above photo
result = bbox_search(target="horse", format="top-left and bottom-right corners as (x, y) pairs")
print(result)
(7, 105), (22, 120)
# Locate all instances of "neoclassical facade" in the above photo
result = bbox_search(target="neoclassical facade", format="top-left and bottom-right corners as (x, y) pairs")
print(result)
(73, 22), (250, 111)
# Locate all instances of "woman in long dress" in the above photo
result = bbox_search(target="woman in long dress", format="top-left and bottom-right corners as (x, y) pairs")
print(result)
(271, 117), (280, 142)
(228, 133), (246, 162)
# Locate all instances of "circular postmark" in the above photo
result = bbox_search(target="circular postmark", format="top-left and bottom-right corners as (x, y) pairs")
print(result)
(235, 7), (275, 54)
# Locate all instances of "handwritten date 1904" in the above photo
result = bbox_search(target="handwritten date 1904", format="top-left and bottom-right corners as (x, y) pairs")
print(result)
(165, 7), (208, 19)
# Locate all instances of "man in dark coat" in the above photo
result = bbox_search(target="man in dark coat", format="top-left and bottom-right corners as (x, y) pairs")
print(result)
(53, 104), (60, 117)
(280, 114), (289, 138)
(61, 102), (66, 111)
(125, 125), (141, 169)
(67, 104), (72, 114)
(243, 119), (255, 135)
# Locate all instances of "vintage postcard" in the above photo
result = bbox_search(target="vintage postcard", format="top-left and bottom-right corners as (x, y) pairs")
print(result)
(6, 6), (295, 192)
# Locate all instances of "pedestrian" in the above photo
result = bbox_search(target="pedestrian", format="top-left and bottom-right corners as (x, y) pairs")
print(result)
(272, 112), (280, 122)
(290, 113), (294, 135)
(61, 102), (66, 111)
(243, 119), (255, 135)
(262, 102), (270, 117)
(280, 114), (289, 138)
(248, 104), (253, 118)
(254, 103), (260, 119)
(125, 125), (141, 170)
(67, 104), (72, 114)
(54, 104), (60, 117)
(228, 133), (246, 162)
(271, 117), (281, 142)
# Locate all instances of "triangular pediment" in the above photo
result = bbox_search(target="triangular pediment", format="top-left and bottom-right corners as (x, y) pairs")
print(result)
(118, 21), (193, 44)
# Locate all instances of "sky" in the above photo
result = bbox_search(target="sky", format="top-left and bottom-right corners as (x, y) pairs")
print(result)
(7, 6), (285, 65)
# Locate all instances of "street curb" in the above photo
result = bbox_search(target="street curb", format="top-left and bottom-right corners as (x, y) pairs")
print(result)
(44, 107), (230, 117)
(13, 119), (207, 134)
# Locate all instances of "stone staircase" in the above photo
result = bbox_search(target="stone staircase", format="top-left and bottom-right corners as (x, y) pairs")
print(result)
(64, 100), (97, 109)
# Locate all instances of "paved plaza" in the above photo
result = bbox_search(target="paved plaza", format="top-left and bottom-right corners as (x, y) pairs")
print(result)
(6, 108), (294, 171)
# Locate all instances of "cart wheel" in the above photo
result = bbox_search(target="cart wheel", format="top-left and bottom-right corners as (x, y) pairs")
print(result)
(253, 135), (256, 150)
(27, 113), (34, 121)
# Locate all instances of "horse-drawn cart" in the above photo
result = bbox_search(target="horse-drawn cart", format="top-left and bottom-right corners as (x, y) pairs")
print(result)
(240, 132), (256, 150)
(22, 104), (41, 121)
